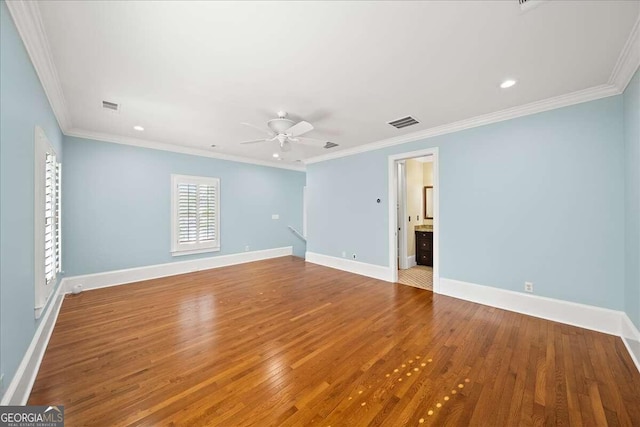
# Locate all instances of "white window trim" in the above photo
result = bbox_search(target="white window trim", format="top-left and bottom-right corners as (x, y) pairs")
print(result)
(170, 174), (220, 256)
(34, 126), (60, 318)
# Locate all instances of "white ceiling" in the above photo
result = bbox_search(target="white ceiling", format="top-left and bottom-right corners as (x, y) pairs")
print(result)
(30, 1), (640, 167)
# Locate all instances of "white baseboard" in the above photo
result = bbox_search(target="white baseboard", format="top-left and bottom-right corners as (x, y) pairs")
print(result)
(0, 247), (293, 404)
(407, 255), (417, 268)
(3, 256), (637, 405)
(440, 277), (639, 372)
(440, 278), (622, 335)
(63, 246), (293, 292)
(305, 251), (394, 282)
(1, 280), (65, 405)
(621, 314), (640, 372)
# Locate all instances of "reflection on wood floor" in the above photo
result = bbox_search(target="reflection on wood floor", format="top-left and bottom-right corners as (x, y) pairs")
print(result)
(29, 256), (640, 426)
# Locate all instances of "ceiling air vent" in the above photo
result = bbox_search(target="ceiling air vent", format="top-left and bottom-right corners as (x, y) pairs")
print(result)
(102, 100), (119, 111)
(519, 0), (547, 12)
(388, 116), (419, 129)
(324, 142), (339, 149)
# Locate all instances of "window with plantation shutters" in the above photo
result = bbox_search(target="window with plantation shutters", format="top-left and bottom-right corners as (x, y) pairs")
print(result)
(44, 153), (56, 283)
(35, 126), (61, 318)
(55, 161), (62, 274)
(171, 174), (220, 255)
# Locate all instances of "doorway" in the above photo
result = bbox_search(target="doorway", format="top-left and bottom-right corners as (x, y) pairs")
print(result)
(396, 161), (408, 270)
(388, 148), (439, 293)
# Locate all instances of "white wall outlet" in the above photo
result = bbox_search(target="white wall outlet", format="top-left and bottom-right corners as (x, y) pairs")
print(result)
(352, 253), (357, 260)
(524, 282), (534, 293)
(245, 245), (250, 252)
(341, 251), (346, 258)
(271, 214), (279, 220)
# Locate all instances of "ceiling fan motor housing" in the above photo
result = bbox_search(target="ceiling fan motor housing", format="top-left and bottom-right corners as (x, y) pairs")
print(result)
(268, 118), (295, 134)
(240, 111), (322, 153)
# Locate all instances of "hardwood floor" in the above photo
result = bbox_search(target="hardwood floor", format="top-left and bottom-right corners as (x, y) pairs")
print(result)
(29, 257), (640, 426)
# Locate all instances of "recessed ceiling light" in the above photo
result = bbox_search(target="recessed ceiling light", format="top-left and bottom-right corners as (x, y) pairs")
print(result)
(133, 125), (144, 131)
(273, 153), (279, 158)
(500, 79), (517, 89)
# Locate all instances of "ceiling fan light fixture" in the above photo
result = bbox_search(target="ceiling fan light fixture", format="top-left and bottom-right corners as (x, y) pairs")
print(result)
(240, 111), (323, 156)
(280, 141), (292, 152)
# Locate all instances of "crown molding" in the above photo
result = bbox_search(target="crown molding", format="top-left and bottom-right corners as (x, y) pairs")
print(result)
(609, 16), (640, 92)
(305, 83), (620, 164)
(5, 0), (72, 132)
(5, 1), (304, 172)
(65, 128), (306, 172)
(8, 0), (637, 170)
(306, 16), (640, 165)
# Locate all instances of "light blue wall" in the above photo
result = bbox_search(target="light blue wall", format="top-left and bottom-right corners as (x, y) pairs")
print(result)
(624, 67), (640, 329)
(308, 96), (625, 310)
(63, 136), (305, 276)
(0, 1), (64, 396)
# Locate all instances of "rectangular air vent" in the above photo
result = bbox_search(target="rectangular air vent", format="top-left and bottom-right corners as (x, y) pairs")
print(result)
(519, 0), (547, 12)
(324, 142), (339, 149)
(388, 116), (419, 129)
(102, 100), (119, 111)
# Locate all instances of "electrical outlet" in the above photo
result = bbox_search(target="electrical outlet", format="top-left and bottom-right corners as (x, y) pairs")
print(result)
(245, 245), (250, 252)
(342, 251), (346, 258)
(271, 214), (279, 220)
(524, 282), (534, 293)
(352, 253), (357, 260)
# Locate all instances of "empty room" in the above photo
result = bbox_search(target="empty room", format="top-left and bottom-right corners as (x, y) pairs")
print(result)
(1, 0), (640, 425)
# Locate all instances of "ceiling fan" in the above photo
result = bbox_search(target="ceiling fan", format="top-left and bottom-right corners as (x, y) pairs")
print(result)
(240, 111), (328, 152)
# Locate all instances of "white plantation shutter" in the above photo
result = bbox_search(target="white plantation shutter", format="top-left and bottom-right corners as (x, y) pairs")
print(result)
(178, 183), (198, 244)
(35, 126), (62, 318)
(172, 175), (220, 255)
(44, 154), (61, 284)
(55, 162), (62, 273)
(199, 184), (217, 242)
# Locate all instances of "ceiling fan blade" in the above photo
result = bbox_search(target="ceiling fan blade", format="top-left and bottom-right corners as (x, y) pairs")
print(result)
(240, 139), (266, 144)
(241, 122), (274, 137)
(287, 120), (314, 137)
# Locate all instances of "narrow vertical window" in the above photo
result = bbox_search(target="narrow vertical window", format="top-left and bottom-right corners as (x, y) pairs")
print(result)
(55, 162), (62, 273)
(35, 126), (61, 318)
(44, 153), (56, 284)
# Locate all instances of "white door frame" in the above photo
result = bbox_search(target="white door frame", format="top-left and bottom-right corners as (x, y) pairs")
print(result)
(397, 161), (409, 270)
(388, 148), (440, 293)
